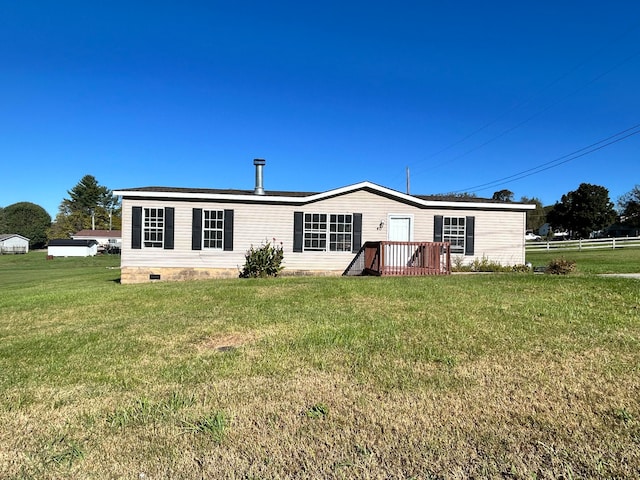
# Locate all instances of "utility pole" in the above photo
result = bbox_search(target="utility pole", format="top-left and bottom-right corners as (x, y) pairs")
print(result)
(406, 167), (410, 195)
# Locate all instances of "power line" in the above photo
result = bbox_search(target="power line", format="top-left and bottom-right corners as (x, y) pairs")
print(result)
(405, 20), (640, 181)
(454, 123), (640, 193)
(428, 47), (640, 171)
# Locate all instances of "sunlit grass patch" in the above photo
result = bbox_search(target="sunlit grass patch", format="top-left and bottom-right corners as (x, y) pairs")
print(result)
(1, 252), (639, 478)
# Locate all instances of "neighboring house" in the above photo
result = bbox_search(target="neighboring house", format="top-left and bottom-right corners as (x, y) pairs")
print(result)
(114, 160), (534, 284)
(48, 239), (99, 257)
(72, 229), (122, 252)
(0, 234), (30, 254)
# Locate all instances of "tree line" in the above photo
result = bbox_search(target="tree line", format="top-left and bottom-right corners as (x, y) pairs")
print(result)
(496, 184), (640, 239)
(0, 175), (121, 249)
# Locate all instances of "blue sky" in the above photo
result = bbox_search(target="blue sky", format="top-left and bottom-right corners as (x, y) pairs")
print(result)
(2, 2), (639, 218)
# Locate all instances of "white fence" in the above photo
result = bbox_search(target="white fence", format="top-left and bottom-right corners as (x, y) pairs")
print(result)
(526, 236), (640, 253)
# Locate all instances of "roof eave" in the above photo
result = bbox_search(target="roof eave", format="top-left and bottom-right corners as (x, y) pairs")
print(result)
(114, 181), (535, 211)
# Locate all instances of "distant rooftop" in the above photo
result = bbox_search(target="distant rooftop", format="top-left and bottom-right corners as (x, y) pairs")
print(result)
(73, 229), (122, 238)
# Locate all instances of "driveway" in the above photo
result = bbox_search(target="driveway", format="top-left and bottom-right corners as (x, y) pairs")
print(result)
(598, 273), (640, 279)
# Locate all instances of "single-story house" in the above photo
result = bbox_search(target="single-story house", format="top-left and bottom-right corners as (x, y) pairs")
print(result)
(72, 229), (122, 252)
(114, 159), (534, 284)
(0, 234), (30, 254)
(48, 239), (99, 257)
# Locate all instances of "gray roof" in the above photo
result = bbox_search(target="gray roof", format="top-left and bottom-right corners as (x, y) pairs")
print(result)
(114, 181), (535, 211)
(0, 233), (30, 241)
(117, 186), (317, 197)
(48, 239), (98, 247)
(117, 185), (509, 205)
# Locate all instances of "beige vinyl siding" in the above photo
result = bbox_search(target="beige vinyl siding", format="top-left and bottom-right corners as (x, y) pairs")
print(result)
(120, 189), (528, 275)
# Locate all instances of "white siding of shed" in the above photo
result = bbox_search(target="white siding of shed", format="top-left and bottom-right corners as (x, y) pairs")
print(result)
(0, 236), (29, 253)
(48, 245), (98, 257)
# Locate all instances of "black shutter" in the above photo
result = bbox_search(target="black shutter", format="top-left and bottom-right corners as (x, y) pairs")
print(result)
(223, 210), (234, 251)
(192, 208), (202, 250)
(132, 206), (142, 249)
(164, 207), (175, 250)
(293, 211), (303, 252)
(352, 213), (362, 252)
(465, 216), (475, 256)
(434, 215), (443, 242)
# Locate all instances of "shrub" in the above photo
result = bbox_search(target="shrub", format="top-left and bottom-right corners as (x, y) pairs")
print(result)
(451, 256), (532, 273)
(239, 239), (284, 278)
(545, 257), (576, 275)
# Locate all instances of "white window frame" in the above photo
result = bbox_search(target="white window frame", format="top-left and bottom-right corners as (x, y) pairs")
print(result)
(303, 213), (353, 252)
(143, 207), (164, 248)
(329, 214), (353, 252)
(443, 216), (465, 254)
(203, 209), (224, 249)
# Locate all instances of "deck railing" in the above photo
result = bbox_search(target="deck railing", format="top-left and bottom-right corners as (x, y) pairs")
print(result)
(345, 241), (450, 276)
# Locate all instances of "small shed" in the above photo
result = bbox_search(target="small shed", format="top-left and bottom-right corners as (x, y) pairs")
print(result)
(72, 229), (122, 252)
(0, 234), (30, 254)
(48, 239), (99, 257)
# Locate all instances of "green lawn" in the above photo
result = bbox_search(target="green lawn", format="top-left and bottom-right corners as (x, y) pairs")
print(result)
(1, 252), (639, 479)
(527, 245), (640, 274)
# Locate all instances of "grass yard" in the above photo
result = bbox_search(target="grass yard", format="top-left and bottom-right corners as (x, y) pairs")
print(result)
(526, 245), (640, 274)
(1, 252), (639, 479)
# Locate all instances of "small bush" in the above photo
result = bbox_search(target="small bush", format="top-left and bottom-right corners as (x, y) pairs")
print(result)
(239, 239), (284, 278)
(545, 257), (576, 275)
(451, 256), (531, 273)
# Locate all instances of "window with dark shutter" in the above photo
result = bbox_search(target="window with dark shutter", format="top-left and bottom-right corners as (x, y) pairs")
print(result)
(192, 208), (202, 250)
(223, 210), (234, 251)
(164, 207), (175, 250)
(293, 211), (303, 252)
(294, 211), (359, 252)
(465, 216), (475, 256)
(132, 207), (142, 249)
(352, 213), (362, 252)
(433, 215), (443, 243)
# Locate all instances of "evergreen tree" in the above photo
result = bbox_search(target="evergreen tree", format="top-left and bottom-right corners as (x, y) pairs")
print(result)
(0, 207), (6, 233)
(49, 175), (121, 239)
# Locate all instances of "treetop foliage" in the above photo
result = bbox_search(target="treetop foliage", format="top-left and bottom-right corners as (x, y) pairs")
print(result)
(49, 175), (121, 239)
(491, 189), (514, 202)
(2, 202), (51, 248)
(618, 185), (640, 228)
(547, 183), (616, 238)
(519, 196), (546, 231)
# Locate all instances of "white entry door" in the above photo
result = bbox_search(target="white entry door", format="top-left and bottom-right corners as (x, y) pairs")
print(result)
(388, 216), (411, 242)
(387, 216), (412, 267)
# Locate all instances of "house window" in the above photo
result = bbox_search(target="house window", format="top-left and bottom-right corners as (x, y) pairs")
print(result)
(444, 217), (465, 254)
(303, 213), (353, 252)
(191, 208), (233, 252)
(304, 213), (327, 251)
(329, 214), (353, 252)
(144, 208), (164, 248)
(203, 210), (224, 249)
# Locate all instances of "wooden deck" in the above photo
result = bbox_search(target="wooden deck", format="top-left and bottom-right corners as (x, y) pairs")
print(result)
(344, 241), (451, 276)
